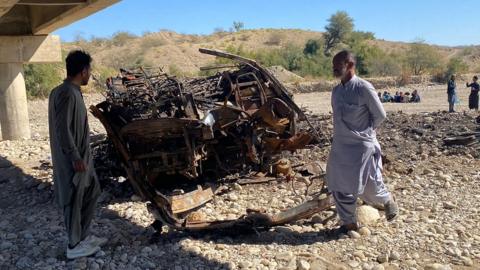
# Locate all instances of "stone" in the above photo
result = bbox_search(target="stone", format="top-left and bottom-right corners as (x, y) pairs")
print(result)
(297, 259), (310, 270)
(310, 260), (326, 270)
(90, 262), (100, 270)
(443, 202), (456, 209)
(283, 198), (295, 204)
(358, 227), (371, 236)
(232, 183), (243, 191)
(141, 246), (153, 254)
(5, 233), (17, 240)
(0, 241), (13, 250)
(15, 257), (33, 269)
(353, 251), (366, 260)
(371, 265), (384, 270)
(356, 205), (380, 225)
(424, 117), (434, 123)
(95, 250), (106, 257)
(424, 263), (452, 270)
(423, 168), (435, 175)
(248, 247), (261, 255)
(73, 260), (88, 270)
(143, 261), (156, 268)
(361, 263), (373, 270)
(389, 251), (400, 261)
(120, 253), (128, 263)
(238, 261), (252, 269)
(347, 260), (359, 268)
(377, 254), (388, 263)
(227, 193), (239, 201)
(275, 251), (294, 261)
(438, 173), (452, 181)
(460, 256), (473, 266)
(348, 230), (361, 239)
(188, 246), (201, 254)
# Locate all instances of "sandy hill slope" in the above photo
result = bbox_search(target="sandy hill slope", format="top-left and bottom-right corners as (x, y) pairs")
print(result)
(63, 29), (480, 77)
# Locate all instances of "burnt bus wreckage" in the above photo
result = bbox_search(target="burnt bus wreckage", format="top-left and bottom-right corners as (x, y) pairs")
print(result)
(91, 48), (334, 232)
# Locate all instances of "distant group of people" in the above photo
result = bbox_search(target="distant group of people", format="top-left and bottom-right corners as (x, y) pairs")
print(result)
(378, 90), (421, 103)
(447, 74), (479, 112)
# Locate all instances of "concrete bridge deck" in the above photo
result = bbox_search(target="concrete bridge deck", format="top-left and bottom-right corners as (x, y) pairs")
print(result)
(0, 0), (118, 140)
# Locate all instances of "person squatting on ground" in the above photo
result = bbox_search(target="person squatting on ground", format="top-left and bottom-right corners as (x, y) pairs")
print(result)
(48, 50), (106, 259)
(325, 50), (398, 236)
(447, 75), (457, 112)
(410, 90), (421, 103)
(467, 76), (479, 111)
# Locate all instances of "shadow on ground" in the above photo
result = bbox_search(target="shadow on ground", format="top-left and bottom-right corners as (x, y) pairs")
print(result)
(0, 155), (231, 270)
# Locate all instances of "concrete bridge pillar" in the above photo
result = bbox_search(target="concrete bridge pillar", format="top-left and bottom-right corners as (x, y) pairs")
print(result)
(0, 35), (61, 140)
(0, 63), (30, 140)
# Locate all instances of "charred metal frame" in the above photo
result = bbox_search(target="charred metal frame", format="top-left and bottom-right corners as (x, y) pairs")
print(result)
(91, 48), (332, 232)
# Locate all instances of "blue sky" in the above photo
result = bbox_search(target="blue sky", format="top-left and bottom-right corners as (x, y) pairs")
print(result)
(53, 0), (480, 46)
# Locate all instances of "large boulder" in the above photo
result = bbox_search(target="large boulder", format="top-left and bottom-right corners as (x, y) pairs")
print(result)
(356, 205), (381, 225)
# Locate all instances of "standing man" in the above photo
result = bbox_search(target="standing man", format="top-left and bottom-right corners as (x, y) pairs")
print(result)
(49, 50), (105, 259)
(325, 50), (398, 236)
(447, 75), (457, 112)
(466, 75), (479, 111)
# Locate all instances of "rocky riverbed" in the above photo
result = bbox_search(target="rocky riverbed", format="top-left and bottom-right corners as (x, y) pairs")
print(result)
(0, 94), (479, 270)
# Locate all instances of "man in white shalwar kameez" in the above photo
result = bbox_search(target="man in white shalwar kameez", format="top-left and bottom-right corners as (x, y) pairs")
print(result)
(326, 50), (398, 235)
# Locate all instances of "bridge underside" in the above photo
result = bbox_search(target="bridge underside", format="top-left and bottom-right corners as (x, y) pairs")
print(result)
(0, 0), (118, 140)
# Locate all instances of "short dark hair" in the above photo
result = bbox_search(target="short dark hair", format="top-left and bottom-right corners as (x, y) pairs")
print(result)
(333, 50), (356, 65)
(66, 50), (92, 77)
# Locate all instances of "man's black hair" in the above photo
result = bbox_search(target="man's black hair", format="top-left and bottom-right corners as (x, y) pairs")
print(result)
(333, 50), (356, 65)
(66, 50), (92, 77)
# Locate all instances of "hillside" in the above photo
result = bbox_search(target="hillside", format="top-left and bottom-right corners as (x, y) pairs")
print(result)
(64, 28), (480, 79)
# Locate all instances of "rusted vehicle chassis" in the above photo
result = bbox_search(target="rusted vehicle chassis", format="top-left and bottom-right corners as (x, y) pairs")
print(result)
(91, 48), (333, 232)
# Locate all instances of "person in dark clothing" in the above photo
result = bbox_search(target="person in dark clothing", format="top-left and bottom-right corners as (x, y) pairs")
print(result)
(410, 90), (421, 103)
(394, 92), (402, 103)
(466, 76), (479, 111)
(382, 91), (393, 102)
(447, 75), (457, 112)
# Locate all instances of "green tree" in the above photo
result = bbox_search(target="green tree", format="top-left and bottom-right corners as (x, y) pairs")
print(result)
(303, 39), (323, 56)
(366, 53), (402, 77)
(445, 57), (468, 78)
(24, 63), (63, 99)
(324, 11), (354, 56)
(233, 21), (244, 32)
(350, 42), (379, 75)
(405, 41), (443, 75)
(345, 31), (375, 47)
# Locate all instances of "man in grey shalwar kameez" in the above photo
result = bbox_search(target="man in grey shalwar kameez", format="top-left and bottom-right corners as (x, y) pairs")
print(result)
(48, 50), (105, 259)
(326, 50), (398, 235)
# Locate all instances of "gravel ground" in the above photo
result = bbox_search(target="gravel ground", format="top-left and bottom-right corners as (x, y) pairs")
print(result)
(0, 87), (479, 270)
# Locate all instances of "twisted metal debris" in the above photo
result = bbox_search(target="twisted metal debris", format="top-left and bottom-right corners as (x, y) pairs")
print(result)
(91, 48), (332, 232)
